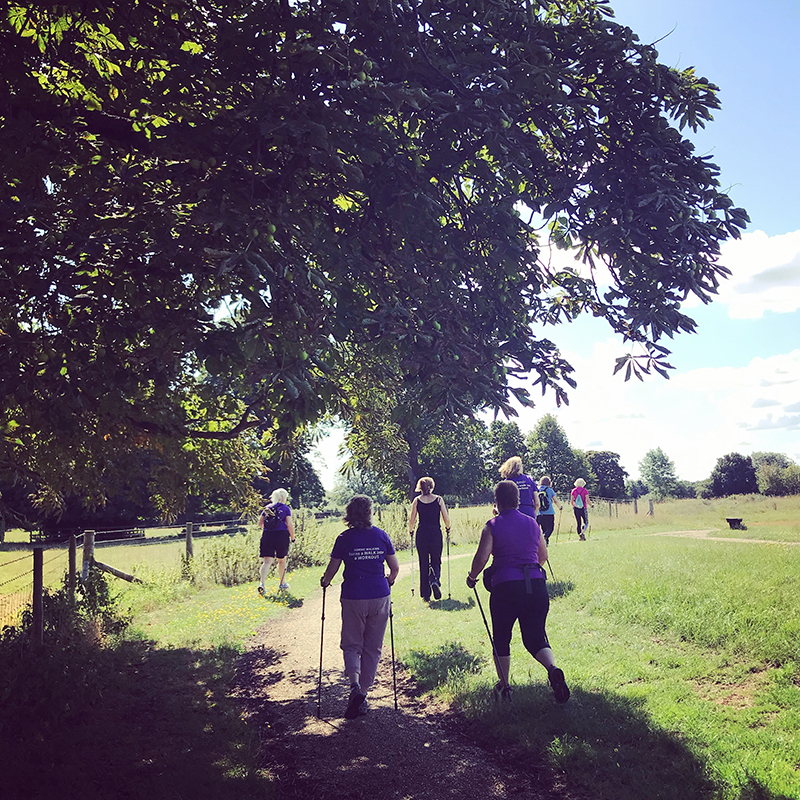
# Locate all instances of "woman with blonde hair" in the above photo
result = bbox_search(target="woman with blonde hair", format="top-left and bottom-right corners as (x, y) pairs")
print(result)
(499, 456), (539, 518)
(408, 476), (451, 602)
(570, 478), (591, 540)
(258, 488), (296, 593)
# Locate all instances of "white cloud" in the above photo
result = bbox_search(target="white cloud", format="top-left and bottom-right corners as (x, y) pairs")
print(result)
(513, 343), (800, 484)
(752, 398), (781, 408)
(538, 227), (800, 321)
(714, 229), (800, 319)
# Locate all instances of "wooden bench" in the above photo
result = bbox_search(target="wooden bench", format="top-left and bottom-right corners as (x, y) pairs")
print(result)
(31, 528), (82, 544)
(178, 525), (246, 538)
(95, 528), (146, 542)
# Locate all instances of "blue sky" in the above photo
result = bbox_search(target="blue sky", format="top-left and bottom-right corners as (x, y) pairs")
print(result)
(313, 0), (800, 488)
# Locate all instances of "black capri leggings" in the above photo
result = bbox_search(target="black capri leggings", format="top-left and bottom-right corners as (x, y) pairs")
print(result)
(489, 579), (550, 658)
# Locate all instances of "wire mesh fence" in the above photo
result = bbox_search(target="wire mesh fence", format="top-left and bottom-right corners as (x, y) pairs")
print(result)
(0, 546), (73, 630)
(0, 552), (35, 629)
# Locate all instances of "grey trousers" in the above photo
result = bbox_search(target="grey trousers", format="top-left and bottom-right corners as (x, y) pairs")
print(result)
(340, 595), (391, 692)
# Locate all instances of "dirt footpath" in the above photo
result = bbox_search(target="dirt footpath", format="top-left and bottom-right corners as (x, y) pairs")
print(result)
(233, 564), (574, 800)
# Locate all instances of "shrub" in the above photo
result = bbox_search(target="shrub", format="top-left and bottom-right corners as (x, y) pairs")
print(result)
(199, 531), (260, 586)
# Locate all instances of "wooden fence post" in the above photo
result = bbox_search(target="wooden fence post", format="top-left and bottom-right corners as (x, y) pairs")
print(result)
(608, 501), (612, 517)
(32, 547), (44, 646)
(634, 497), (638, 515)
(186, 521), (194, 559)
(81, 530), (95, 581)
(68, 534), (77, 606)
(648, 499), (654, 516)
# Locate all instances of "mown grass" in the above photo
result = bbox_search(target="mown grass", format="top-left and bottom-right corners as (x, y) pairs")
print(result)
(4, 496), (800, 800)
(391, 518), (800, 800)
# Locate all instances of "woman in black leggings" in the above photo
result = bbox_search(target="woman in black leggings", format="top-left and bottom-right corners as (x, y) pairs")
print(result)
(467, 480), (569, 703)
(408, 476), (451, 601)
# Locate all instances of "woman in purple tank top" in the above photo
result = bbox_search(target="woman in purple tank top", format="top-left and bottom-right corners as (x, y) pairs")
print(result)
(466, 480), (569, 704)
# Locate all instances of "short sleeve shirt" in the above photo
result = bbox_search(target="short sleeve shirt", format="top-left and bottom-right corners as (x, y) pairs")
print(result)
(331, 525), (395, 600)
(537, 487), (556, 516)
(260, 502), (291, 531)
(513, 474), (538, 517)
(571, 487), (589, 508)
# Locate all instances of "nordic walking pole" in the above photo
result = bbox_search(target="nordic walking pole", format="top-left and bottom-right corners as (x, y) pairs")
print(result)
(472, 583), (509, 692)
(317, 585), (326, 719)
(446, 529), (451, 599)
(410, 532), (415, 597)
(545, 558), (555, 580)
(555, 506), (562, 543)
(389, 601), (398, 710)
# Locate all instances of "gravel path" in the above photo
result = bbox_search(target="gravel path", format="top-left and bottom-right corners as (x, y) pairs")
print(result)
(233, 560), (574, 800)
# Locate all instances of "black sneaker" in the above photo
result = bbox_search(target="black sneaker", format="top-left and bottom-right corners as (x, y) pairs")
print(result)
(344, 687), (366, 719)
(548, 667), (570, 703)
(431, 581), (442, 600)
(357, 698), (369, 716)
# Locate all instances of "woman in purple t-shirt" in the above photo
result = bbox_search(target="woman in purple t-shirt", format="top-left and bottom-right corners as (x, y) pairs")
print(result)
(321, 495), (400, 719)
(466, 480), (569, 704)
(258, 488), (296, 594)
(499, 456), (539, 518)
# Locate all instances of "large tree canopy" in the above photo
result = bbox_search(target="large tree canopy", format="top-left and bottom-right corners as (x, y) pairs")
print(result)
(0, 0), (747, 518)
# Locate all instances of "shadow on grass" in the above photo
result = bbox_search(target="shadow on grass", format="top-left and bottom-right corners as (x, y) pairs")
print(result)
(457, 678), (793, 800)
(547, 578), (575, 599)
(428, 596), (475, 612)
(263, 589), (303, 608)
(1, 637), (272, 800)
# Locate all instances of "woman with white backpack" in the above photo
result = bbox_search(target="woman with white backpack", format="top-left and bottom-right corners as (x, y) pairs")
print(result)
(570, 478), (591, 540)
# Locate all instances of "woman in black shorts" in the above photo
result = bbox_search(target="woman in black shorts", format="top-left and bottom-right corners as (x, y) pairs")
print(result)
(258, 488), (296, 593)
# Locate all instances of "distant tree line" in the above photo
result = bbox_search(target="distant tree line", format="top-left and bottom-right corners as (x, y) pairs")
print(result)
(331, 413), (630, 506)
(636, 447), (799, 501)
(331, 418), (799, 507)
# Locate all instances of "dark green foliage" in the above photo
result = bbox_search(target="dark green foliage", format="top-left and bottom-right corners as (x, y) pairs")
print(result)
(709, 453), (758, 497)
(586, 450), (628, 498)
(756, 463), (800, 497)
(1, 1), (746, 522)
(527, 414), (596, 494)
(0, 566), (130, 745)
(489, 420), (529, 469)
(625, 479), (649, 499)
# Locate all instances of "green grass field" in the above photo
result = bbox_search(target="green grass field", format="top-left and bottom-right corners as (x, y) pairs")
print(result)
(3, 495), (800, 799)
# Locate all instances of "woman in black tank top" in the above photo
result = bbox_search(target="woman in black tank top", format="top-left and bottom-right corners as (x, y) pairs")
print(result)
(408, 476), (451, 601)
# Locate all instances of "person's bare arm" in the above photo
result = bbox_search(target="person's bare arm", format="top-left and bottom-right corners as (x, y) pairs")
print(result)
(466, 524), (493, 586)
(287, 517), (296, 542)
(538, 536), (549, 566)
(408, 498), (418, 535)
(320, 558), (342, 587)
(439, 497), (451, 530)
(386, 553), (400, 586)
